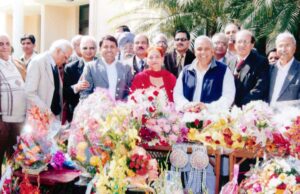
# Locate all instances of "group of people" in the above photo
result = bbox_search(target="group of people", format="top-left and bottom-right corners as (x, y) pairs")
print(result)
(0, 23), (299, 190)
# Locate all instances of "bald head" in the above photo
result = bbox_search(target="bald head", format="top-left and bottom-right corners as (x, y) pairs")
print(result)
(194, 35), (214, 67)
(0, 34), (11, 61)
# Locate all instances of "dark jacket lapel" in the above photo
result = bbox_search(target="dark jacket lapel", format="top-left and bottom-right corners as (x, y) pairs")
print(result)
(278, 59), (298, 98)
(268, 65), (278, 101)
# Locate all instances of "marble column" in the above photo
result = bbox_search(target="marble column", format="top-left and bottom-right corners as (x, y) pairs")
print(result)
(12, 0), (24, 57)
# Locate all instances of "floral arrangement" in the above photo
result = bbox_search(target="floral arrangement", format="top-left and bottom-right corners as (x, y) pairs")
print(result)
(129, 87), (187, 146)
(188, 117), (245, 150)
(14, 106), (55, 174)
(187, 101), (275, 152)
(69, 89), (140, 177)
(240, 158), (300, 193)
(283, 116), (300, 159)
(230, 101), (274, 148)
(95, 146), (158, 193)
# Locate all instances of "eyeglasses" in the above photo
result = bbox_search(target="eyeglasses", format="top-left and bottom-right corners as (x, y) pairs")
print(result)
(82, 47), (95, 50)
(156, 41), (167, 46)
(175, 38), (188, 42)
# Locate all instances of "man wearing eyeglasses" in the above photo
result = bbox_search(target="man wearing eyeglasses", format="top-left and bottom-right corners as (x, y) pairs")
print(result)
(268, 32), (300, 106)
(25, 39), (73, 119)
(164, 29), (195, 77)
(63, 36), (97, 122)
(227, 30), (269, 107)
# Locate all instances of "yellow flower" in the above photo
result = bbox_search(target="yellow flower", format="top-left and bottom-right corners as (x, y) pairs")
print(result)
(127, 169), (136, 177)
(90, 156), (101, 166)
(188, 128), (197, 141)
(76, 154), (86, 163)
(77, 142), (88, 151)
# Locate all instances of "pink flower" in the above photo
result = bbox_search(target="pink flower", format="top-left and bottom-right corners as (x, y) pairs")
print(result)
(172, 125), (179, 134)
(87, 119), (99, 131)
(169, 134), (178, 142)
(145, 119), (157, 126)
(163, 125), (171, 133)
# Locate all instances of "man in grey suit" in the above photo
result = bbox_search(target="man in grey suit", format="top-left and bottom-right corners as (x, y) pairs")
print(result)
(80, 35), (133, 100)
(269, 32), (300, 105)
(25, 39), (73, 117)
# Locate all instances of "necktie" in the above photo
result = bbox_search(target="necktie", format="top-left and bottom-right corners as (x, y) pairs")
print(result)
(236, 60), (245, 72)
(234, 59), (245, 78)
(139, 59), (145, 71)
(177, 55), (184, 73)
(51, 65), (61, 115)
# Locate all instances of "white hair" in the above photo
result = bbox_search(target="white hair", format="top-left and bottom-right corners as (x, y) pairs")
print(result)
(276, 31), (296, 46)
(212, 33), (228, 45)
(49, 39), (72, 53)
(80, 35), (97, 50)
(194, 35), (213, 48)
(71, 35), (83, 48)
(153, 33), (168, 44)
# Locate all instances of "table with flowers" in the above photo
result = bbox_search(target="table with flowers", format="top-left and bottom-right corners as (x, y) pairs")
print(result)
(4, 88), (300, 194)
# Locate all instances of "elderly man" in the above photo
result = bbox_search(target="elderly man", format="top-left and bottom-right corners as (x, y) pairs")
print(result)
(153, 33), (168, 55)
(174, 35), (235, 111)
(164, 30), (195, 77)
(80, 35), (132, 100)
(25, 39), (72, 118)
(0, 34), (26, 177)
(118, 32), (135, 60)
(69, 35), (82, 63)
(174, 36), (235, 194)
(124, 34), (149, 75)
(19, 34), (37, 67)
(268, 32), (300, 105)
(64, 36), (97, 122)
(212, 32), (230, 64)
(227, 30), (269, 107)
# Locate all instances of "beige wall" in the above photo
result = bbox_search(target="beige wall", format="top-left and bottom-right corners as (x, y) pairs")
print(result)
(41, 5), (79, 51)
(24, 15), (41, 52)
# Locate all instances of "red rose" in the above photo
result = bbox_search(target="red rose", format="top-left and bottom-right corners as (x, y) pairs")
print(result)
(149, 106), (156, 113)
(148, 96), (154, 102)
(194, 119), (200, 126)
(276, 183), (287, 190)
(153, 91), (159, 96)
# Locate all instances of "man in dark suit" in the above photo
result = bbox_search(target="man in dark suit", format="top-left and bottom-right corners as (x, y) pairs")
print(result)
(227, 30), (269, 107)
(164, 30), (195, 77)
(268, 32), (300, 105)
(63, 36), (97, 122)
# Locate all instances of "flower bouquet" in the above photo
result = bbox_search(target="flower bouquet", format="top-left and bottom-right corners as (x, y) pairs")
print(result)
(14, 106), (55, 175)
(69, 89), (140, 180)
(68, 89), (117, 177)
(230, 101), (274, 151)
(284, 116), (300, 159)
(129, 87), (187, 146)
(95, 146), (158, 193)
(239, 158), (300, 193)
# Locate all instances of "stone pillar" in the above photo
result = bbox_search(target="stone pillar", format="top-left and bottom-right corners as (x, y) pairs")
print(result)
(88, 0), (97, 37)
(12, 0), (24, 57)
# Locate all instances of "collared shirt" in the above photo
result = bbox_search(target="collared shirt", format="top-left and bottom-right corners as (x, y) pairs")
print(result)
(173, 58), (236, 111)
(102, 57), (118, 99)
(20, 52), (37, 67)
(271, 57), (294, 105)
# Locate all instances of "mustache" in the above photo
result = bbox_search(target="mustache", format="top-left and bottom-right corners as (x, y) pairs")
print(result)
(137, 46), (145, 50)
